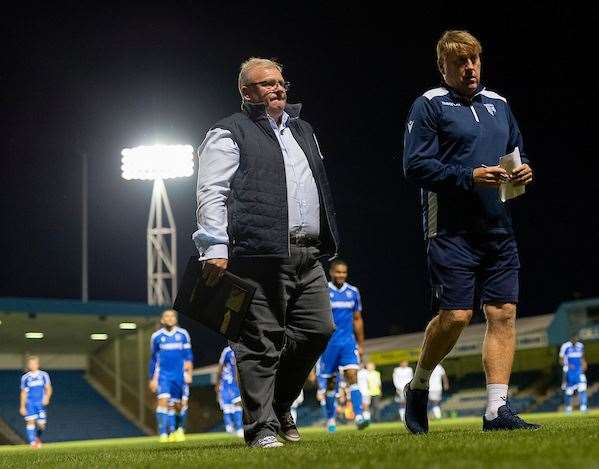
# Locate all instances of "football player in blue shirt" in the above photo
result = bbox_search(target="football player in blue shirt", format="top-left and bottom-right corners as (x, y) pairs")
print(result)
(319, 259), (368, 432)
(560, 335), (588, 413)
(215, 345), (243, 437)
(149, 310), (193, 442)
(313, 358), (329, 421)
(19, 356), (52, 448)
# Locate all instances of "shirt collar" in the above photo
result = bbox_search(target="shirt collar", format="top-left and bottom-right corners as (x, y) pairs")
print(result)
(443, 83), (485, 103)
(242, 101), (302, 121)
(328, 281), (348, 293)
(267, 111), (290, 131)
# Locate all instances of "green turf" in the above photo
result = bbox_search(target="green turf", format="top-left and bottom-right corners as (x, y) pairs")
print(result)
(1, 411), (598, 468)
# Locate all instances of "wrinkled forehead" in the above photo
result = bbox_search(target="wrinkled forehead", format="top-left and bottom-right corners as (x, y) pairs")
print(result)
(246, 65), (284, 83)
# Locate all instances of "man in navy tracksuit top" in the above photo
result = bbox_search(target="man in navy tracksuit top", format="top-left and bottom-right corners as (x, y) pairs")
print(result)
(402, 30), (540, 433)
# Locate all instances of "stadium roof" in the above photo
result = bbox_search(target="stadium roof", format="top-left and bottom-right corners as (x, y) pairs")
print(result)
(0, 297), (165, 316)
(0, 297), (165, 354)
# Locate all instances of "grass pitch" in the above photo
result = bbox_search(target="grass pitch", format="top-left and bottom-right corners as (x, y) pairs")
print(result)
(1, 411), (597, 468)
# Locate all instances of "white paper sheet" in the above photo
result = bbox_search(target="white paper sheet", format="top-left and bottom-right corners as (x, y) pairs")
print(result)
(499, 147), (525, 202)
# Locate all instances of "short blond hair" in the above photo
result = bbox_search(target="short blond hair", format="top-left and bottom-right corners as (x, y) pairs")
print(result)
(238, 57), (283, 97)
(436, 30), (482, 73)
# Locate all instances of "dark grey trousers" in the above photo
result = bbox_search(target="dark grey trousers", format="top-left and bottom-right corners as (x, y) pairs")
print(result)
(228, 246), (334, 444)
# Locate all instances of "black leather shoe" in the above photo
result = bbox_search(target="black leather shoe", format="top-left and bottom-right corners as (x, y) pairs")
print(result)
(277, 411), (301, 442)
(404, 381), (429, 434)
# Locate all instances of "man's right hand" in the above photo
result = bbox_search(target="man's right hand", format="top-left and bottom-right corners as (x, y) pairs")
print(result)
(203, 258), (228, 287)
(149, 379), (157, 393)
(472, 166), (510, 187)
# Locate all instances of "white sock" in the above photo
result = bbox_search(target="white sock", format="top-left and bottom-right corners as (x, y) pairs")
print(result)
(363, 410), (371, 421)
(485, 384), (508, 420)
(411, 366), (432, 390)
(399, 407), (406, 421)
(432, 405), (442, 419)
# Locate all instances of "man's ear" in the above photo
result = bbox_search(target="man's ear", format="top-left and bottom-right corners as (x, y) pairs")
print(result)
(438, 60), (446, 81)
(241, 86), (251, 102)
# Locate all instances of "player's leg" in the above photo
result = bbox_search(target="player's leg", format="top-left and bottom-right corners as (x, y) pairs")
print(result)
(344, 367), (368, 429)
(24, 414), (37, 447)
(413, 309), (473, 388)
(578, 377), (588, 412)
(176, 400), (188, 430)
(319, 343), (339, 432)
(167, 379), (184, 440)
(340, 345), (367, 429)
(406, 235), (476, 434)
(482, 302), (516, 419)
(170, 400), (186, 441)
(361, 391), (371, 422)
(564, 385), (574, 414)
(325, 375), (338, 432)
(176, 384), (189, 433)
(429, 393), (442, 419)
(412, 236), (476, 391)
(156, 386), (171, 441)
(35, 408), (47, 445)
(231, 381), (244, 437)
(316, 384), (327, 421)
(398, 392), (406, 422)
(232, 401), (244, 437)
(480, 235), (540, 430)
(167, 403), (177, 438)
(223, 404), (235, 434)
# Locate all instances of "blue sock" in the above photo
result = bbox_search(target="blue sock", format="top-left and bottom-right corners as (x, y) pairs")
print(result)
(564, 394), (572, 408)
(320, 399), (327, 420)
(26, 424), (36, 444)
(579, 391), (588, 408)
(350, 384), (363, 418)
(325, 391), (337, 420)
(233, 408), (243, 431)
(168, 410), (176, 434)
(156, 407), (169, 435)
(223, 411), (233, 432)
(177, 407), (188, 430)
(36, 425), (44, 439)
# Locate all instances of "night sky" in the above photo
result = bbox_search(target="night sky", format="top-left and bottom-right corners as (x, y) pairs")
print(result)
(2, 3), (598, 364)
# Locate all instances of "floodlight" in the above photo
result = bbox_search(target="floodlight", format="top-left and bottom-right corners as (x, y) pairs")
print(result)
(119, 322), (137, 330)
(121, 143), (194, 305)
(121, 144), (194, 181)
(25, 332), (44, 339)
(90, 333), (109, 341)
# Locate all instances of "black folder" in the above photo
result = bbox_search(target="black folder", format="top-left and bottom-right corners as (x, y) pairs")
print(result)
(173, 257), (255, 341)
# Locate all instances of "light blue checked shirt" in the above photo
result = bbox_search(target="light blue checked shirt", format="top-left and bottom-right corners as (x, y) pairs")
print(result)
(193, 111), (320, 260)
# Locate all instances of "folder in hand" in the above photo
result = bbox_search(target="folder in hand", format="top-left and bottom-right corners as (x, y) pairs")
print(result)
(173, 257), (255, 341)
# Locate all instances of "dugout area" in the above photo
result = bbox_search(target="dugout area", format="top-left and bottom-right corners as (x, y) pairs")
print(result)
(0, 297), (163, 443)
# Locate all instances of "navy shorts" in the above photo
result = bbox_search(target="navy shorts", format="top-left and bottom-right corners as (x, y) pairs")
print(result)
(427, 233), (520, 310)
